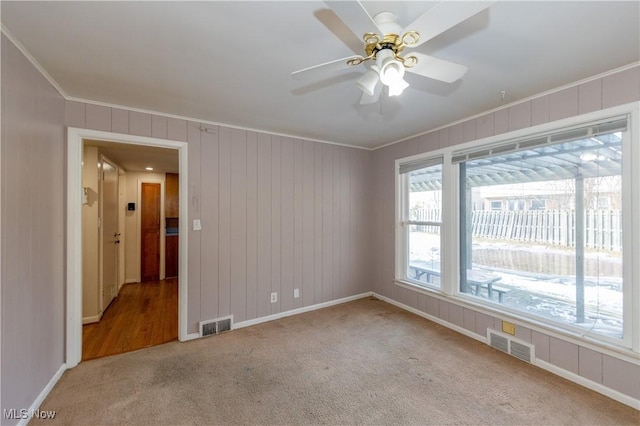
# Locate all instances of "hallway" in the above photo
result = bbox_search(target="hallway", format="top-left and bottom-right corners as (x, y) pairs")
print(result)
(82, 279), (178, 361)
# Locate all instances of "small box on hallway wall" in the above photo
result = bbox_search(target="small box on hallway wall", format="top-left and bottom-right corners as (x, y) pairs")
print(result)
(127, 202), (135, 211)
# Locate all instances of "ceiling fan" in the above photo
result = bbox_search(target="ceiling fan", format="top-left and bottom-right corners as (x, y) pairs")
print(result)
(292, 1), (495, 104)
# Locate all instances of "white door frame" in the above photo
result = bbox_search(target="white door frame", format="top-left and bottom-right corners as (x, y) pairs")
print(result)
(66, 127), (188, 368)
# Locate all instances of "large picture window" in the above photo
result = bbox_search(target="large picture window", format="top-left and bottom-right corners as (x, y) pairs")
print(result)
(456, 119), (627, 340)
(396, 110), (636, 350)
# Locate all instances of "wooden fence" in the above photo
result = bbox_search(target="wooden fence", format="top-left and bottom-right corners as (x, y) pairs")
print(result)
(411, 208), (622, 252)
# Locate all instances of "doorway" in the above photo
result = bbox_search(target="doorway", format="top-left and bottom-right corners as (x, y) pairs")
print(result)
(67, 127), (189, 368)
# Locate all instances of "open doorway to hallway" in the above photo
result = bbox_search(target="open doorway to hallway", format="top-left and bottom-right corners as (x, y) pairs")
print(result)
(82, 278), (178, 360)
(81, 139), (180, 360)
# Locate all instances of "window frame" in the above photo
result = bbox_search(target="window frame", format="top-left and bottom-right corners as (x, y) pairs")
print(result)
(396, 154), (446, 289)
(394, 102), (639, 354)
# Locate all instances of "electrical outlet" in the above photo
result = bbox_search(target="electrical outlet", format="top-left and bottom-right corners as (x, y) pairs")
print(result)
(270, 292), (277, 303)
(294, 288), (300, 298)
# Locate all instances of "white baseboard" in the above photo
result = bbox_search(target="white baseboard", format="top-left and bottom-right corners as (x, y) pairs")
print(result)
(535, 359), (640, 410)
(233, 292), (373, 330)
(17, 363), (67, 426)
(371, 292), (640, 411)
(82, 314), (102, 325)
(181, 332), (201, 342)
(124, 278), (137, 284)
(372, 292), (488, 344)
(179, 293), (373, 341)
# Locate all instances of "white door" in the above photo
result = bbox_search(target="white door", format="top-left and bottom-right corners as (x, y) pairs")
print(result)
(101, 156), (119, 312)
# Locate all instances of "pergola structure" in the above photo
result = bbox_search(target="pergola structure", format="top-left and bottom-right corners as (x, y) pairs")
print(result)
(408, 124), (624, 324)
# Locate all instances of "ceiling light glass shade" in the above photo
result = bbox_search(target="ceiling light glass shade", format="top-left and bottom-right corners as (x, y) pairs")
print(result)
(376, 49), (405, 86)
(356, 69), (380, 96)
(388, 78), (409, 96)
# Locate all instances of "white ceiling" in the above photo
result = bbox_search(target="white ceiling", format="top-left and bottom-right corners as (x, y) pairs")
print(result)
(2, 1), (639, 150)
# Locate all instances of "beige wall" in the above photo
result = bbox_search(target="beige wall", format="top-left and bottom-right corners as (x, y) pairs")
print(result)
(1, 34), (66, 420)
(64, 105), (375, 331)
(82, 146), (100, 321)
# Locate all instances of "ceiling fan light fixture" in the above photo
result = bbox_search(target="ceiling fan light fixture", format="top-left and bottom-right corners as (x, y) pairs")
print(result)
(356, 68), (380, 96)
(388, 78), (409, 97)
(376, 49), (405, 86)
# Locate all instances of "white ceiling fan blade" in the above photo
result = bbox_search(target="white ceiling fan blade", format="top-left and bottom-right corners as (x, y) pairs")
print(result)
(292, 55), (362, 81)
(403, 1), (496, 47)
(405, 53), (468, 83)
(325, 0), (377, 43)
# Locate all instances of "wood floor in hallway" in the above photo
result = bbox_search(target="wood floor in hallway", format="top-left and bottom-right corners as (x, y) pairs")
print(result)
(82, 279), (178, 361)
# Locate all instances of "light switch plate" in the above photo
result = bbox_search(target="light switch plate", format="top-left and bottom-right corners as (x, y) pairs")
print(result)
(193, 219), (202, 231)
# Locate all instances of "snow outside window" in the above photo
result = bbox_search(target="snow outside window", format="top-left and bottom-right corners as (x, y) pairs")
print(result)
(400, 158), (443, 289)
(458, 128), (625, 340)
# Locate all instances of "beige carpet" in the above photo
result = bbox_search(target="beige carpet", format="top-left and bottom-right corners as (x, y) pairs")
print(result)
(34, 297), (638, 425)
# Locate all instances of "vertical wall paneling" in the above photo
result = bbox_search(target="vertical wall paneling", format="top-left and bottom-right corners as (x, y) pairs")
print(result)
(508, 101), (531, 131)
(280, 138), (295, 312)
(475, 114), (494, 139)
(2, 34), (66, 420)
(494, 108), (509, 134)
(578, 346), (603, 384)
(531, 95), (550, 126)
(85, 104), (111, 132)
(256, 134), (272, 318)
(462, 119), (476, 143)
(602, 356), (640, 400)
(532, 331), (551, 362)
(340, 147), (351, 299)
(200, 125), (220, 322)
(332, 146), (342, 300)
(270, 136), (282, 313)
(322, 144), (334, 303)
(350, 149), (360, 295)
(474, 312), (493, 337)
(167, 117), (188, 142)
(578, 79), (602, 115)
(314, 143), (324, 304)
(65, 100), (86, 128)
(382, 147), (395, 298)
(546, 337), (579, 375)
(129, 111), (152, 137)
(230, 129), (247, 322)
(186, 122), (202, 332)
(463, 308), (476, 333)
(549, 87), (578, 121)
(246, 132), (258, 320)
(218, 127), (232, 317)
(293, 140), (304, 309)
(438, 300), (450, 322)
(151, 115), (168, 140)
(302, 141), (316, 307)
(111, 108), (129, 134)
(602, 66), (640, 108)
(449, 123), (463, 147)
